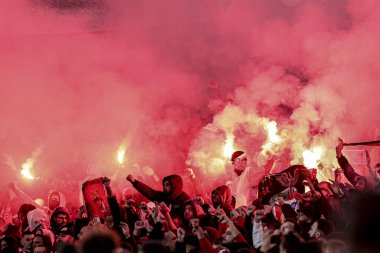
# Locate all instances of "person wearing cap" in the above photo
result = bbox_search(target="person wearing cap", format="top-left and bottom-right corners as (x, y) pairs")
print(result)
(55, 225), (75, 252)
(230, 151), (260, 207)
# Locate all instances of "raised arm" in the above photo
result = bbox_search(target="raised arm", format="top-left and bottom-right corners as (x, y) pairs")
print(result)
(336, 138), (361, 185)
(126, 174), (161, 201)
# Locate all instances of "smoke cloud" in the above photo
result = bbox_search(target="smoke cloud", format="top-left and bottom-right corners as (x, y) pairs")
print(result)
(1, 0), (379, 203)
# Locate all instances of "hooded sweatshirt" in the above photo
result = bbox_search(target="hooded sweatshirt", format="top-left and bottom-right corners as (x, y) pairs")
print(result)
(132, 174), (191, 216)
(181, 200), (209, 234)
(212, 185), (235, 215)
(48, 191), (66, 211)
(26, 209), (55, 246)
(49, 207), (70, 235)
(27, 208), (48, 233)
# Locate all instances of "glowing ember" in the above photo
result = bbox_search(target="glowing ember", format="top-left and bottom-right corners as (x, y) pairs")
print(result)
(117, 145), (126, 165)
(302, 147), (324, 169)
(20, 159), (35, 180)
(223, 136), (235, 158)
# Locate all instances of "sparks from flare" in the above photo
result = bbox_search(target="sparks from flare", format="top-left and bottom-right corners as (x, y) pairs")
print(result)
(223, 135), (235, 158)
(21, 159), (35, 180)
(302, 147), (324, 169)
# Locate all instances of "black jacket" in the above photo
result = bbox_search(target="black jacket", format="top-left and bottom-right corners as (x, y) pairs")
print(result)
(132, 174), (191, 216)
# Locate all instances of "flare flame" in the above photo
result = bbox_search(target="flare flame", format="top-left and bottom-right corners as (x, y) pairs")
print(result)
(302, 147), (324, 169)
(20, 159), (35, 180)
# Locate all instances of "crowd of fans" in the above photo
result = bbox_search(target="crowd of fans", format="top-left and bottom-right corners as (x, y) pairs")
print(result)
(1, 138), (380, 253)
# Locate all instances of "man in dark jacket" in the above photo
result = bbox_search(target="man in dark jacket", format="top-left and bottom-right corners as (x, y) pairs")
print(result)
(126, 173), (191, 216)
(336, 138), (368, 192)
(49, 207), (70, 235)
(211, 185), (235, 216)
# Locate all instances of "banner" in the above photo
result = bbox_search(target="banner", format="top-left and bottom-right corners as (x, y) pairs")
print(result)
(344, 150), (366, 165)
(82, 177), (111, 219)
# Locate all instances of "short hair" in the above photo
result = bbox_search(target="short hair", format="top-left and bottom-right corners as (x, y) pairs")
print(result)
(22, 231), (33, 237)
(18, 204), (36, 216)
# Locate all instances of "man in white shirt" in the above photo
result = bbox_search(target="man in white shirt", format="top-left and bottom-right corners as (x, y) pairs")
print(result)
(230, 151), (260, 207)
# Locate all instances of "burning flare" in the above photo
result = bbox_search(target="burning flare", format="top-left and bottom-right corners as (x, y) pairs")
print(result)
(266, 121), (281, 144)
(20, 159), (35, 180)
(223, 135), (235, 158)
(302, 147), (324, 169)
(117, 144), (126, 165)
(261, 120), (281, 153)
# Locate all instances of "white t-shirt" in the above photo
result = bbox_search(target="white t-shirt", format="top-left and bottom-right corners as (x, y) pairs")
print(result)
(231, 166), (260, 207)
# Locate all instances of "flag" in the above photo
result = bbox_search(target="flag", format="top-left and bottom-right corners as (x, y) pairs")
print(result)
(82, 177), (111, 219)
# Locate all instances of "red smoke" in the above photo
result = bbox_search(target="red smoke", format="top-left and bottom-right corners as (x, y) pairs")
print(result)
(1, 0), (379, 204)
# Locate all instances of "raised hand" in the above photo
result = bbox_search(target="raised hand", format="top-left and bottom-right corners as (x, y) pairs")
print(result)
(236, 206), (247, 217)
(158, 202), (171, 216)
(264, 205), (272, 215)
(329, 180), (344, 197)
(134, 220), (146, 230)
(177, 227), (185, 242)
(78, 205), (87, 218)
(230, 209), (240, 219)
(193, 196), (204, 206)
(102, 177), (111, 188)
(89, 216), (107, 231)
(254, 209), (265, 223)
(207, 205), (216, 215)
(124, 198), (135, 208)
(119, 222), (130, 238)
(246, 204), (255, 217)
(184, 168), (195, 179)
(336, 138), (344, 157)
(190, 218), (200, 228)
(215, 208), (229, 224)
(126, 174), (135, 183)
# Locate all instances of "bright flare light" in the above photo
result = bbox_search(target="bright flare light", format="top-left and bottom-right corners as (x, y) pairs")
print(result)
(266, 121), (281, 144)
(117, 145), (126, 165)
(223, 136), (235, 158)
(261, 120), (281, 153)
(302, 147), (324, 169)
(21, 159), (35, 180)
